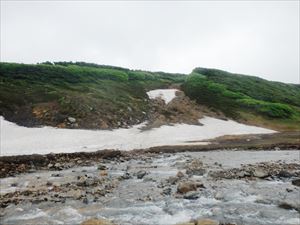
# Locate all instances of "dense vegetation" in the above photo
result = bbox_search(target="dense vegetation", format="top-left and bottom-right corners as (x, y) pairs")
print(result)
(0, 62), (185, 128)
(1, 62), (299, 130)
(183, 69), (300, 130)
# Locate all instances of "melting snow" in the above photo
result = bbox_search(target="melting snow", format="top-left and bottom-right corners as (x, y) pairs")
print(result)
(147, 89), (178, 104)
(0, 116), (275, 156)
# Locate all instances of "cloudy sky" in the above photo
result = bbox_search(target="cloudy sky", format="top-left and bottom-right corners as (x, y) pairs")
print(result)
(1, 1), (299, 83)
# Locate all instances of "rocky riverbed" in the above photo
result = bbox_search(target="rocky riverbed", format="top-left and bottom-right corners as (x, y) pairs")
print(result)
(1, 150), (300, 225)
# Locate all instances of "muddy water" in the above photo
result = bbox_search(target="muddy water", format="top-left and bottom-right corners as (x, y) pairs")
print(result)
(1, 150), (299, 225)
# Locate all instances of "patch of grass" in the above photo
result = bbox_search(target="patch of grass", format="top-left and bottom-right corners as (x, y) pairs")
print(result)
(182, 71), (300, 130)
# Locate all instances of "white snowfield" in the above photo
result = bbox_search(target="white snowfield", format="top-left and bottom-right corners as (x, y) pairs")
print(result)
(147, 89), (178, 104)
(0, 116), (275, 156)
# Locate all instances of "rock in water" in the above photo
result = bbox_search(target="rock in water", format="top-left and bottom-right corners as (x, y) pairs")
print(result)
(186, 159), (206, 176)
(184, 191), (200, 200)
(136, 170), (147, 179)
(292, 178), (300, 187)
(80, 218), (115, 225)
(253, 168), (269, 178)
(177, 182), (201, 194)
(97, 164), (107, 170)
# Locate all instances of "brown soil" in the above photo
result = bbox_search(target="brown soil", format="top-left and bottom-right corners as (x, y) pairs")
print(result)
(144, 90), (226, 130)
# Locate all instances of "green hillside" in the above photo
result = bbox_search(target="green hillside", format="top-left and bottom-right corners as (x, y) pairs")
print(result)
(0, 62), (299, 130)
(183, 68), (300, 130)
(0, 62), (184, 128)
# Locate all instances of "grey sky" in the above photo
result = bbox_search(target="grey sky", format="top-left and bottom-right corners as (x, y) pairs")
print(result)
(1, 1), (299, 83)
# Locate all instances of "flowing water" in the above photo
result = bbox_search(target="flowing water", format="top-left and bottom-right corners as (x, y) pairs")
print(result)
(1, 150), (299, 225)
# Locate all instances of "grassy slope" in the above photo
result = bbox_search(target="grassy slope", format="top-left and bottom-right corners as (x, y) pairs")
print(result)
(1, 62), (299, 131)
(0, 62), (185, 128)
(183, 68), (300, 131)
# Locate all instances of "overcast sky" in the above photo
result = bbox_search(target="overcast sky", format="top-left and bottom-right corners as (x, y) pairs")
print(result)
(1, 1), (299, 83)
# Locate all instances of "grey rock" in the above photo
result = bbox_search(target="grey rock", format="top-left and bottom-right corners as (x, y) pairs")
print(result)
(162, 187), (172, 195)
(67, 117), (76, 123)
(136, 170), (147, 179)
(97, 164), (107, 170)
(253, 168), (269, 178)
(184, 191), (200, 200)
(292, 178), (300, 187)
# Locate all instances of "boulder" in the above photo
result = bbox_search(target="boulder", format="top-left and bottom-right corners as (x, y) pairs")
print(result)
(186, 159), (206, 176)
(177, 182), (202, 194)
(80, 218), (115, 225)
(292, 178), (300, 187)
(184, 191), (200, 200)
(97, 164), (107, 170)
(136, 170), (147, 179)
(253, 168), (269, 178)
(176, 171), (185, 178)
(67, 117), (76, 123)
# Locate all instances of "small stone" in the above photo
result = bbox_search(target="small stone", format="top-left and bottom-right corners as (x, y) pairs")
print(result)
(97, 164), (107, 170)
(214, 192), (224, 200)
(176, 171), (185, 178)
(47, 163), (53, 168)
(11, 182), (18, 187)
(253, 168), (269, 178)
(67, 117), (76, 123)
(162, 187), (172, 195)
(51, 173), (63, 177)
(120, 172), (132, 180)
(184, 191), (200, 200)
(100, 170), (108, 176)
(136, 170), (147, 179)
(292, 179), (300, 187)
(177, 182), (198, 194)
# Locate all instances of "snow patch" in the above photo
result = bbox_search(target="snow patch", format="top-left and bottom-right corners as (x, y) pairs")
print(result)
(0, 116), (275, 156)
(147, 89), (178, 104)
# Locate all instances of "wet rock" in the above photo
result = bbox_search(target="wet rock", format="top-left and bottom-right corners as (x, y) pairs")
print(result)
(47, 163), (53, 169)
(51, 173), (63, 177)
(278, 201), (300, 212)
(80, 218), (115, 225)
(176, 171), (185, 178)
(97, 164), (107, 170)
(196, 219), (219, 225)
(184, 191), (200, 200)
(214, 192), (224, 200)
(166, 176), (179, 185)
(292, 178), (300, 187)
(186, 159), (206, 176)
(177, 181), (202, 194)
(11, 182), (18, 187)
(67, 189), (83, 199)
(253, 168), (269, 178)
(136, 170), (147, 179)
(278, 170), (293, 178)
(120, 172), (132, 180)
(162, 187), (172, 195)
(99, 170), (108, 176)
(143, 177), (155, 182)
